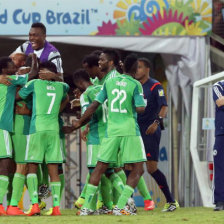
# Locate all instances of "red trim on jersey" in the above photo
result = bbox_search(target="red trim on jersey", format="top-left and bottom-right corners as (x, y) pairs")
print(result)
(150, 82), (161, 91)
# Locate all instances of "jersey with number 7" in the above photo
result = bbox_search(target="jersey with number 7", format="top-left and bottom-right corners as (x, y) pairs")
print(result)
(95, 74), (145, 137)
(18, 79), (69, 134)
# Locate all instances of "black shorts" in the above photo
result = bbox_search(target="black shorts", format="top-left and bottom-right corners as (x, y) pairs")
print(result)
(139, 124), (161, 161)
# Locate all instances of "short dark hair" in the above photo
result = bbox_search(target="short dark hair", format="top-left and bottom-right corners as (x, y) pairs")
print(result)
(124, 54), (138, 74)
(91, 50), (103, 57)
(138, 57), (152, 69)
(102, 49), (120, 67)
(31, 22), (46, 34)
(82, 54), (99, 68)
(39, 61), (57, 74)
(73, 69), (90, 84)
(0, 57), (12, 74)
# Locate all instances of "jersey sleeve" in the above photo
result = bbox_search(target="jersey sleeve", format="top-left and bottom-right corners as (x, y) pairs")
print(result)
(213, 82), (224, 102)
(95, 84), (107, 104)
(10, 74), (29, 86)
(153, 84), (168, 108)
(48, 51), (64, 74)
(133, 82), (146, 107)
(62, 83), (70, 100)
(18, 79), (35, 99)
(12, 42), (29, 54)
(80, 93), (90, 114)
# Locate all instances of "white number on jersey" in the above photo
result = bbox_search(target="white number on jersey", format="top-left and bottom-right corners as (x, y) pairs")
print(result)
(47, 93), (56, 114)
(111, 89), (127, 113)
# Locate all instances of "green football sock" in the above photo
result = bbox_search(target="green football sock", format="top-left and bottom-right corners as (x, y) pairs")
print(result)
(42, 163), (49, 186)
(0, 175), (9, 204)
(97, 182), (103, 202)
(82, 184), (98, 209)
(101, 175), (113, 209)
(109, 173), (124, 194)
(10, 173), (25, 206)
(116, 170), (127, 185)
(89, 190), (97, 211)
(59, 174), (65, 202)
(7, 174), (14, 206)
(37, 164), (43, 186)
(80, 173), (90, 199)
(113, 188), (120, 205)
(27, 173), (38, 204)
(50, 182), (61, 207)
(137, 176), (152, 200)
(117, 185), (134, 209)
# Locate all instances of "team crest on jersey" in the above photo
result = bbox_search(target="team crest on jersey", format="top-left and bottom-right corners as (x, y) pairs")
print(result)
(158, 89), (164, 97)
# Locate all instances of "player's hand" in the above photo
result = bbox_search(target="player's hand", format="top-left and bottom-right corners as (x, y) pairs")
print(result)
(70, 99), (80, 109)
(216, 96), (224, 107)
(81, 127), (89, 142)
(39, 70), (56, 80)
(17, 66), (31, 75)
(145, 122), (158, 135)
(72, 119), (81, 130)
(0, 75), (12, 86)
(15, 102), (31, 115)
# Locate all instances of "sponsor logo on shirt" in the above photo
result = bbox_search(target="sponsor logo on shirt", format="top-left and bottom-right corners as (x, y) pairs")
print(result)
(158, 89), (164, 96)
(116, 81), (127, 87)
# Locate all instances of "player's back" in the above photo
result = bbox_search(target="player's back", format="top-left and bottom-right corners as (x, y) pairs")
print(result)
(28, 79), (69, 133)
(103, 74), (145, 137)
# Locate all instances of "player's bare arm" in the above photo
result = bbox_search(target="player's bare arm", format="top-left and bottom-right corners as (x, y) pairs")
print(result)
(136, 106), (145, 114)
(28, 53), (38, 80)
(60, 94), (69, 113)
(72, 101), (100, 129)
(39, 70), (63, 81)
(81, 124), (89, 142)
(0, 75), (12, 86)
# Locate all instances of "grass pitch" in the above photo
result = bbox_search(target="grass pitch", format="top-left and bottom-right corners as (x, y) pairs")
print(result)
(1, 207), (224, 224)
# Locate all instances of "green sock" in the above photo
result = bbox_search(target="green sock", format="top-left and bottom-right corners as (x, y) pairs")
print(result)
(50, 182), (61, 207)
(0, 175), (9, 204)
(113, 188), (120, 205)
(109, 173), (124, 194)
(98, 182), (103, 202)
(10, 173), (25, 206)
(83, 184), (98, 209)
(37, 164), (43, 186)
(59, 174), (65, 202)
(117, 185), (134, 209)
(89, 190), (97, 211)
(101, 175), (113, 209)
(42, 163), (49, 186)
(80, 173), (90, 199)
(116, 170), (127, 185)
(137, 176), (152, 200)
(27, 173), (38, 204)
(7, 174), (14, 206)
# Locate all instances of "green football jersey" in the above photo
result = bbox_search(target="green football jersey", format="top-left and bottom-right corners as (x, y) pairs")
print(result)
(0, 74), (28, 132)
(95, 74), (145, 137)
(19, 79), (69, 134)
(98, 69), (120, 85)
(80, 85), (107, 145)
(13, 100), (32, 135)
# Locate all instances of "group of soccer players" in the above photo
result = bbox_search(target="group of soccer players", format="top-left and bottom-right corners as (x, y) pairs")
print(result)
(0, 21), (178, 217)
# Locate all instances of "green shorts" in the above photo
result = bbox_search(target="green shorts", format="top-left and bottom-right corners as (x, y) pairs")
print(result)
(11, 133), (27, 164)
(98, 136), (146, 164)
(0, 129), (13, 159)
(25, 131), (63, 164)
(60, 137), (66, 163)
(87, 144), (100, 168)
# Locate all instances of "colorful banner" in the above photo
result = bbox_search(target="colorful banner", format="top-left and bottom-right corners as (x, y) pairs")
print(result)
(0, 0), (212, 36)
